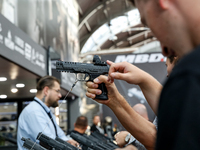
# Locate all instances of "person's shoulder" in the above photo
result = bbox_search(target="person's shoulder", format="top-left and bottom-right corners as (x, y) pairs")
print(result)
(70, 130), (82, 135)
(21, 101), (43, 116)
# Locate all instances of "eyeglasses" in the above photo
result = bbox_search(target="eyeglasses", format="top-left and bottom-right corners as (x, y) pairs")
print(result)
(51, 89), (61, 94)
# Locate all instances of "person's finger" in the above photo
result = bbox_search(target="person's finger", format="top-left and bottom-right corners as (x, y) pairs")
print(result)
(93, 75), (109, 84)
(75, 143), (81, 149)
(86, 76), (109, 100)
(108, 62), (117, 74)
(114, 131), (121, 138)
(68, 140), (79, 147)
(87, 88), (102, 95)
(107, 75), (114, 83)
(106, 60), (115, 83)
(86, 92), (96, 99)
(108, 62), (129, 79)
(93, 78), (101, 84)
(110, 72), (128, 80)
(106, 60), (114, 66)
(86, 81), (98, 88)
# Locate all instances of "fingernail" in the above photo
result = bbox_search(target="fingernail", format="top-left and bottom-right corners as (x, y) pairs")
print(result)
(92, 84), (98, 88)
(94, 78), (99, 83)
(96, 90), (101, 95)
(111, 73), (115, 78)
(91, 94), (95, 98)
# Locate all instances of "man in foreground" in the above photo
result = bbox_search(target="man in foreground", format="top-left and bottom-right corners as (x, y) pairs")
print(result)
(87, 0), (200, 149)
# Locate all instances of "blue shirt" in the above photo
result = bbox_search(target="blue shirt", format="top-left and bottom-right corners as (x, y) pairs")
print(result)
(17, 97), (70, 150)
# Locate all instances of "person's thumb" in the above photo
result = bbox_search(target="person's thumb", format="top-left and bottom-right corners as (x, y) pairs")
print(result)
(110, 72), (127, 80)
(93, 75), (109, 84)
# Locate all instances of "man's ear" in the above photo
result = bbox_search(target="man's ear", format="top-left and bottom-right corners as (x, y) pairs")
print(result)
(43, 86), (49, 96)
(159, 0), (170, 10)
(84, 126), (88, 132)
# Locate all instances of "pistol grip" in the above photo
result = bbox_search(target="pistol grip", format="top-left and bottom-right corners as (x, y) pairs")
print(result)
(95, 83), (108, 100)
(89, 74), (108, 100)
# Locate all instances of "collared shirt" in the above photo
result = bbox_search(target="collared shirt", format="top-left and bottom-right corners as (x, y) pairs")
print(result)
(17, 97), (70, 150)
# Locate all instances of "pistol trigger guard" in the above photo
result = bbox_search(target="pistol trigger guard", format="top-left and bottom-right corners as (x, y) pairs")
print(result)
(85, 73), (90, 81)
(75, 74), (81, 82)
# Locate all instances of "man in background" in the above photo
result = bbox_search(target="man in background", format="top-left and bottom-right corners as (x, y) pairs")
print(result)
(90, 115), (104, 134)
(69, 116), (88, 150)
(17, 76), (79, 150)
(70, 116), (88, 135)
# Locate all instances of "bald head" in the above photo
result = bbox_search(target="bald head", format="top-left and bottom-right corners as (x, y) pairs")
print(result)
(133, 104), (149, 120)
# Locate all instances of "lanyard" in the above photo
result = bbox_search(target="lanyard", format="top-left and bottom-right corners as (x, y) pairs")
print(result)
(33, 99), (58, 136)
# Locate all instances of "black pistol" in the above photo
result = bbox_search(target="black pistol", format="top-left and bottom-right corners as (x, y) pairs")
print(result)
(21, 137), (47, 150)
(37, 132), (72, 150)
(55, 136), (79, 150)
(70, 132), (104, 150)
(56, 55), (109, 100)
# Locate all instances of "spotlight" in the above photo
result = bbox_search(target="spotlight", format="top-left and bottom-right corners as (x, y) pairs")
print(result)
(16, 83), (25, 88)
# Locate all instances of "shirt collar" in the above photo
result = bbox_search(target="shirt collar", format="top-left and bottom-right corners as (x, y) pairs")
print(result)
(34, 97), (51, 113)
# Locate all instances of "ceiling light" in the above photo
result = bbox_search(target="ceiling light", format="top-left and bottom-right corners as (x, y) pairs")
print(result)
(0, 77), (7, 81)
(16, 83), (25, 88)
(11, 88), (18, 93)
(0, 95), (7, 99)
(30, 89), (37, 93)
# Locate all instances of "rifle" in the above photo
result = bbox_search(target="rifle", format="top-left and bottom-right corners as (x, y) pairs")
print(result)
(56, 55), (109, 100)
(36, 132), (73, 150)
(21, 137), (47, 150)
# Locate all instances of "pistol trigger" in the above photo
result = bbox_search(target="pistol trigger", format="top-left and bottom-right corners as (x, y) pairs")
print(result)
(75, 74), (79, 81)
(84, 75), (87, 81)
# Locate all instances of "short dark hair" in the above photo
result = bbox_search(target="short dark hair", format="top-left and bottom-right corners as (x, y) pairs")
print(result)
(75, 116), (88, 129)
(36, 75), (60, 92)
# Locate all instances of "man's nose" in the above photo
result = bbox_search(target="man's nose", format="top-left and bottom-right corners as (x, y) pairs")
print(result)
(58, 93), (62, 98)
